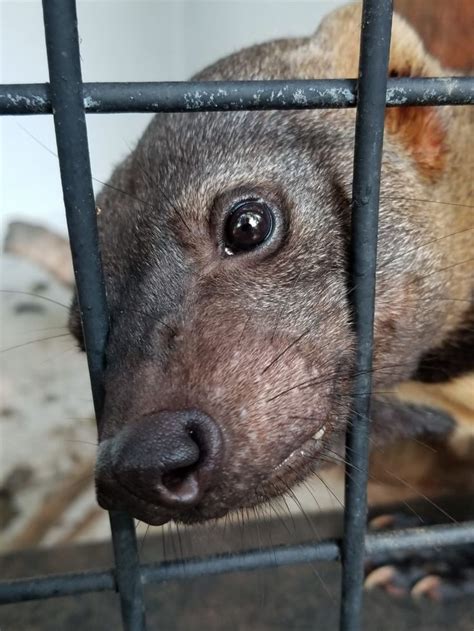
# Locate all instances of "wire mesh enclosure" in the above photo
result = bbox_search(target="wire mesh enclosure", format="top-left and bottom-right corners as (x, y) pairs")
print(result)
(1, 1), (474, 630)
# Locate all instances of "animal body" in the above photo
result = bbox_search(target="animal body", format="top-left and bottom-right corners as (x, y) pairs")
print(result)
(67, 4), (473, 531)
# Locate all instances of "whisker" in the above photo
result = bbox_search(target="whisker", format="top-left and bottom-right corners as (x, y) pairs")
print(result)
(16, 325), (69, 334)
(284, 484), (336, 603)
(261, 329), (310, 375)
(175, 522), (185, 563)
(2, 333), (71, 353)
(377, 469), (459, 524)
(126, 308), (177, 336)
(266, 358), (406, 403)
(311, 471), (345, 509)
(410, 437), (438, 453)
(378, 225), (474, 271)
(0, 289), (70, 311)
(18, 123), (192, 234)
(408, 257), (474, 285)
(140, 524), (151, 556)
(399, 500), (426, 525)
(379, 194), (474, 209)
(133, 154), (192, 233)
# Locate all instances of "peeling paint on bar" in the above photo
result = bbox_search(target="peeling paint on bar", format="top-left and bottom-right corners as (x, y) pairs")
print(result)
(1, 77), (473, 115)
(293, 88), (307, 104)
(385, 88), (408, 105)
(83, 95), (100, 109)
(5, 92), (49, 109)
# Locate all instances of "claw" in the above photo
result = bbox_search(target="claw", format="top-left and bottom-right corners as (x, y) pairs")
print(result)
(368, 514), (396, 531)
(364, 565), (397, 590)
(411, 574), (443, 601)
(412, 573), (474, 601)
(365, 508), (474, 602)
(364, 565), (411, 597)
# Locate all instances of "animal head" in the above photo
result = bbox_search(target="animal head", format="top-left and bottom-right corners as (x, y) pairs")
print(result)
(70, 5), (460, 525)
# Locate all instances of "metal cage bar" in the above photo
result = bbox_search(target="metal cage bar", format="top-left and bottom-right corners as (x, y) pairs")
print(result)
(1, 77), (473, 115)
(40, 1), (146, 629)
(1, 0), (474, 630)
(340, 2), (393, 629)
(1, 522), (473, 605)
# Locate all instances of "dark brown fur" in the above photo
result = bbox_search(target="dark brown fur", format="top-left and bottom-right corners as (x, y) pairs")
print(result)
(69, 5), (473, 524)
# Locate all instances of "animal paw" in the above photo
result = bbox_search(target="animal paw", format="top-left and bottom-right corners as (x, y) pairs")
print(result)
(364, 512), (474, 601)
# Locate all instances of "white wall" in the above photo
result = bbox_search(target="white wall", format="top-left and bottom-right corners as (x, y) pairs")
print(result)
(1, 0), (347, 238)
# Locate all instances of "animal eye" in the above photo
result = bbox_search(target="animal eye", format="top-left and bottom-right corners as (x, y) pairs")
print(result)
(224, 200), (274, 254)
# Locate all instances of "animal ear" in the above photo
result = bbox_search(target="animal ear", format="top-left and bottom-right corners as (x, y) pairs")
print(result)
(313, 4), (449, 179)
(384, 14), (449, 179)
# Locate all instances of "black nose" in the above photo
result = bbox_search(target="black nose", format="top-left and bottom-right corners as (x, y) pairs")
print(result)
(109, 410), (223, 510)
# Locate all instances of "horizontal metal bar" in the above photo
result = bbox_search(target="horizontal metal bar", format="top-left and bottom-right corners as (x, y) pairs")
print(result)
(364, 523), (474, 555)
(0, 570), (116, 603)
(140, 538), (340, 585)
(1, 77), (473, 115)
(1, 522), (473, 605)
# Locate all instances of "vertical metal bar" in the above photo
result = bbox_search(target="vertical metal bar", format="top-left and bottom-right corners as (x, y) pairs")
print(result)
(41, 1), (147, 629)
(340, 2), (393, 630)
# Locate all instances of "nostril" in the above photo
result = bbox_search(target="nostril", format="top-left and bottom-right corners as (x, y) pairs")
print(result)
(186, 426), (207, 463)
(158, 427), (204, 505)
(186, 418), (221, 469)
(160, 467), (200, 504)
(162, 465), (197, 493)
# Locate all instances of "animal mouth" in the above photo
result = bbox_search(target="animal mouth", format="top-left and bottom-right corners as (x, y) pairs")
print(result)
(274, 423), (328, 473)
(97, 409), (332, 525)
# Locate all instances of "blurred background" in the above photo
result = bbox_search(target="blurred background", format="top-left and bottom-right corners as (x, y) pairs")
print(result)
(1, 0), (349, 240)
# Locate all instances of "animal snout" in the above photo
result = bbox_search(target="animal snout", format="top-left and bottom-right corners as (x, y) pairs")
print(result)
(97, 410), (223, 521)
